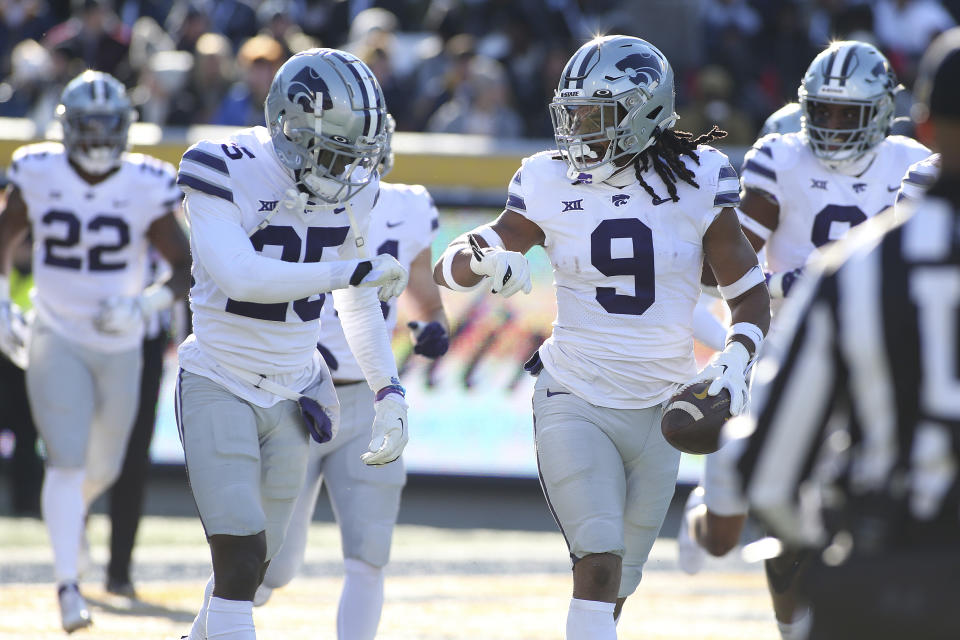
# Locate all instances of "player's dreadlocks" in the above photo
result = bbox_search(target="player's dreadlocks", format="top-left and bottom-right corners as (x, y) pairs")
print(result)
(633, 125), (727, 204)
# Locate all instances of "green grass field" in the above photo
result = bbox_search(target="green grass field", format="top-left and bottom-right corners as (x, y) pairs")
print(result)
(0, 515), (778, 639)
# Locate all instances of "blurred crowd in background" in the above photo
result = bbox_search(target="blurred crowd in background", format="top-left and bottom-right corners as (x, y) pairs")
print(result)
(0, 0), (958, 144)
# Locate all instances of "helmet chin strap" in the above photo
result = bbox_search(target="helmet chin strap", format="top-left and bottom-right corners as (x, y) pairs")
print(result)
(301, 170), (343, 200)
(604, 163), (638, 187)
(821, 148), (877, 176)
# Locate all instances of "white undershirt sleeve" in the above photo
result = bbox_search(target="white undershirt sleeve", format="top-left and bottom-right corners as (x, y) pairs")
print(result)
(186, 194), (362, 304)
(332, 286), (399, 391)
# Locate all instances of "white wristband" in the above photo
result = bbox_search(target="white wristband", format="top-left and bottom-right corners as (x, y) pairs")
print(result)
(440, 243), (484, 292)
(0, 275), (9, 301)
(736, 208), (773, 241)
(727, 321), (764, 357)
(473, 225), (506, 250)
(718, 264), (764, 300)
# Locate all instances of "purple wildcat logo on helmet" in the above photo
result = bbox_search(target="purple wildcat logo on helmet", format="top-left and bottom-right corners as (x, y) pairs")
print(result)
(614, 52), (664, 87)
(287, 66), (333, 113)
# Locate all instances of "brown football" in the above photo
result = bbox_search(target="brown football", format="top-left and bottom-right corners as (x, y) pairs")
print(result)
(660, 382), (732, 455)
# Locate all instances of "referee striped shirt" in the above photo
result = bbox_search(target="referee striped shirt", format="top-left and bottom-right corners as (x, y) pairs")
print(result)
(724, 185), (960, 553)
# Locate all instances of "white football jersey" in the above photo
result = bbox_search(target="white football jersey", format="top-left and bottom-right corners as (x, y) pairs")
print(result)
(8, 142), (179, 352)
(176, 126), (379, 406)
(740, 132), (930, 273)
(511, 147), (740, 409)
(318, 182), (438, 382)
(896, 152), (940, 206)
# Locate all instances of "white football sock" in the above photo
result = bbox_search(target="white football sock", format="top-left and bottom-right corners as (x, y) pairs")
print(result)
(42, 467), (86, 584)
(187, 574), (215, 640)
(566, 598), (617, 640)
(337, 558), (385, 640)
(777, 607), (811, 640)
(205, 596), (255, 639)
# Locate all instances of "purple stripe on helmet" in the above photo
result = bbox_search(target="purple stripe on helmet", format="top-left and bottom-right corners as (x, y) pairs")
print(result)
(329, 51), (373, 138)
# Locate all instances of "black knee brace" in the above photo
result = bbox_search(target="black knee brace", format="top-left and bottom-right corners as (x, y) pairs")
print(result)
(210, 532), (267, 601)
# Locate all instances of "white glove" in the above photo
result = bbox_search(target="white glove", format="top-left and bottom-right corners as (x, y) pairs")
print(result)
(686, 341), (751, 416)
(353, 254), (409, 302)
(94, 284), (175, 334)
(0, 301), (29, 369)
(361, 393), (408, 466)
(95, 296), (143, 334)
(468, 238), (532, 298)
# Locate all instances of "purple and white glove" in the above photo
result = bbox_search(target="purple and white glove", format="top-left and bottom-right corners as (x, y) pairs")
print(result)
(362, 386), (408, 466)
(408, 321), (449, 358)
(765, 267), (803, 299)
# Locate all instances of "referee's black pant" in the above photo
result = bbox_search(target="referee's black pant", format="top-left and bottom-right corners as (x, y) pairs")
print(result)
(802, 548), (960, 640)
(107, 331), (169, 586)
(0, 354), (42, 516)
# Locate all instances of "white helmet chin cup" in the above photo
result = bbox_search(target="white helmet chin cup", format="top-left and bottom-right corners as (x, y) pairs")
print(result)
(73, 147), (120, 175)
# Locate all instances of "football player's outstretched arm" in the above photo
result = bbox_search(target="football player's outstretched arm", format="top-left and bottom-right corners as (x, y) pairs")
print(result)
(186, 193), (406, 303)
(433, 208), (544, 296)
(692, 207), (772, 416)
(404, 247), (450, 358)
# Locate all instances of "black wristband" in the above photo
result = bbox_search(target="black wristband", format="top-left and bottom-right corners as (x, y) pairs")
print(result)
(349, 260), (373, 286)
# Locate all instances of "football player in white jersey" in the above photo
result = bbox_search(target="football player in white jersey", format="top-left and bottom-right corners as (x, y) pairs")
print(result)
(738, 41), (930, 301)
(677, 41), (930, 640)
(433, 35), (770, 639)
(253, 119), (448, 640)
(174, 49), (410, 640)
(0, 70), (191, 632)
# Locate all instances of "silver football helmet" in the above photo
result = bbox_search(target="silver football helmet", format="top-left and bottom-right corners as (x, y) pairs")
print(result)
(379, 113), (396, 178)
(798, 41), (897, 169)
(265, 48), (387, 204)
(760, 102), (802, 137)
(56, 70), (135, 175)
(550, 35), (677, 181)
